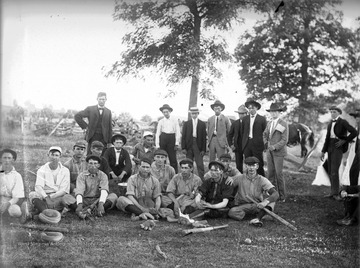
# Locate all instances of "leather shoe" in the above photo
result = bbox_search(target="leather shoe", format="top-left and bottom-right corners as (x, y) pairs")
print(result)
(337, 218), (357, 226)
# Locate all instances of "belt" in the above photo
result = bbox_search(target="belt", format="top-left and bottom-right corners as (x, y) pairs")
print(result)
(161, 132), (175, 135)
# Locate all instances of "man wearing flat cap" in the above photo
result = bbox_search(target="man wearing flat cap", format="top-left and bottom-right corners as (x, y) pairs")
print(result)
(242, 98), (267, 176)
(0, 149), (26, 221)
(162, 159), (202, 216)
(321, 106), (357, 200)
(104, 134), (132, 183)
(181, 107), (207, 179)
(228, 157), (279, 227)
(132, 131), (156, 174)
(75, 92), (113, 155)
(155, 104), (181, 173)
(150, 149), (176, 194)
(263, 103), (288, 202)
(64, 140), (87, 193)
(207, 100), (231, 162)
(228, 105), (248, 172)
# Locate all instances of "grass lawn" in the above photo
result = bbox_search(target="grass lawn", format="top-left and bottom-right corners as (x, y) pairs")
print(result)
(0, 130), (359, 268)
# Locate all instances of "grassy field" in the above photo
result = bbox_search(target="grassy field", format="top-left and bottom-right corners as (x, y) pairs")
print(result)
(0, 130), (359, 268)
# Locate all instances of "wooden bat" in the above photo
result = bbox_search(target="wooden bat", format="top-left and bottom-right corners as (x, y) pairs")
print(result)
(10, 223), (70, 233)
(246, 195), (297, 231)
(182, 224), (229, 235)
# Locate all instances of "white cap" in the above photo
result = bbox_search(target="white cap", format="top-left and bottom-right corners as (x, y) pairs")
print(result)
(48, 146), (62, 154)
(143, 131), (154, 138)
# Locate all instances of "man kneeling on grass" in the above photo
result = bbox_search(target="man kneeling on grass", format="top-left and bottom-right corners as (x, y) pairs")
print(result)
(71, 155), (117, 219)
(116, 158), (161, 220)
(227, 157), (279, 227)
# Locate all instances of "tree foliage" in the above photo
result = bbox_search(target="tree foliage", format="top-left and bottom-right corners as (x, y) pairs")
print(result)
(234, 0), (358, 122)
(140, 114), (152, 123)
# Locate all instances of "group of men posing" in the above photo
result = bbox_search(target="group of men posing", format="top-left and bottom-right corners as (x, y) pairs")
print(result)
(1, 92), (359, 227)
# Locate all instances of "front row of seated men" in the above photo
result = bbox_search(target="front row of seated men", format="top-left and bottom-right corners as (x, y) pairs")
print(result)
(1, 141), (359, 227)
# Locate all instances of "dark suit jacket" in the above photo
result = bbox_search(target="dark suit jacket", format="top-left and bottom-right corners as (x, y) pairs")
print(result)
(74, 105), (113, 143)
(321, 117), (357, 153)
(241, 114), (267, 151)
(181, 119), (207, 152)
(227, 119), (242, 152)
(103, 147), (132, 176)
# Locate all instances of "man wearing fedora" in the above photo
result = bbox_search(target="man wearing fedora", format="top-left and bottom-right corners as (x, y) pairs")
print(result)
(75, 92), (113, 155)
(207, 100), (231, 162)
(103, 134), (132, 183)
(181, 107), (207, 180)
(228, 105), (248, 172)
(348, 109), (360, 186)
(155, 104), (181, 173)
(263, 103), (289, 202)
(321, 106), (357, 200)
(242, 98), (267, 176)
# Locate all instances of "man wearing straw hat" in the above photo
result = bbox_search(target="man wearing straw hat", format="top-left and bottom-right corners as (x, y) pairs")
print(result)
(228, 105), (248, 172)
(207, 100), (231, 162)
(263, 103), (288, 202)
(155, 104), (181, 173)
(181, 107), (207, 180)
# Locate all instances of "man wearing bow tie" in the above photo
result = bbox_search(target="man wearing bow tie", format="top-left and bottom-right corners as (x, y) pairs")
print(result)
(321, 106), (357, 200)
(75, 92), (113, 155)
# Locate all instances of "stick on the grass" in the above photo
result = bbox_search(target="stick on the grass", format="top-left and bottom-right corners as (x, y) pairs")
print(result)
(246, 195), (297, 231)
(182, 224), (228, 235)
(10, 223), (70, 233)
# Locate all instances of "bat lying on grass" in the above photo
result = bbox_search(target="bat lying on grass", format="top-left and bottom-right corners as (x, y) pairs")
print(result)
(10, 223), (70, 233)
(182, 224), (228, 236)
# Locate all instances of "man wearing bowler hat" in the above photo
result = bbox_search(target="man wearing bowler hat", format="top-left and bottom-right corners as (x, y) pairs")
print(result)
(321, 106), (357, 200)
(242, 98), (267, 176)
(155, 104), (181, 173)
(263, 103), (288, 202)
(181, 107), (207, 179)
(207, 100), (231, 162)
(228, 105), (248, 172)
(75, 92), (113, 155)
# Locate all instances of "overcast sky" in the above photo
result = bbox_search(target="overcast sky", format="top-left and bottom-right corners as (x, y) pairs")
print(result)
(2, 0), (359, 120)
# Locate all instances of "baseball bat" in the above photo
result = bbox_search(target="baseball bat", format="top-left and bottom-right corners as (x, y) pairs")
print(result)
(182, 224), (229, 235)
(246, 195), (297, 231)
(10, 223), (70, 233)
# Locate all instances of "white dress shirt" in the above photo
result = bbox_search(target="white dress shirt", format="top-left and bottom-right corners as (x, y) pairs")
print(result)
(249, 114), (257, 138)
(155, 116), (181, 147)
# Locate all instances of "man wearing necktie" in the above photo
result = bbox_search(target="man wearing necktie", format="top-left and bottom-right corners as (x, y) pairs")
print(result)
(263, 103), (288, 202)
(321, 106), (357, 200)
(75, 92), (113, 155)
(181, 107), (207, 180)
(241, 98), (267, 176)
(207, 100), (231, 162)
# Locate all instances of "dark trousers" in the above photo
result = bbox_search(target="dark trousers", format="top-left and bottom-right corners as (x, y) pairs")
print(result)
(327, 139), (343, 195)
(88, 132), (107, 156)
(344, 197), (359, 220)
(350, 147), (359, 186)
(234, 149), (244, 173)
(186, 138), (205, 180)
(160, 133), (178, 173)
(243, 139), (265, 176)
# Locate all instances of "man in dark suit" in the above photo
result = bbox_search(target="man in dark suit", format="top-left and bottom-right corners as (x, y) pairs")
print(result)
(349, 109), (360, 186)
(103, 134), (132, 183)
(321, 106), (357, 200)
(75, 92), (113, 155)
(241, 98), (267, 176)
(181, 107), (207, 180)
(228, 105), (248, 173)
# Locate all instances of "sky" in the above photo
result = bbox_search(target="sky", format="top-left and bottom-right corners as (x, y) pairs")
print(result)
(1, 0), (360, 120)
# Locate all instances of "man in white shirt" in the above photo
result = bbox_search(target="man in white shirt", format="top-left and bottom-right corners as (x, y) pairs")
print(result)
(155, 104), (181, 173)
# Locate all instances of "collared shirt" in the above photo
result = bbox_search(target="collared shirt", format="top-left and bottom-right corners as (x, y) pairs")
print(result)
(115, 149), (121, 165)
(150, 162), (176, 193)
(330, 116), (340, 138)
(192, 118), (198, 138)
(126, 174), (161, 200)
(63, 156), (87, 184)
(97, 105), (105, 115)
(166, 173), (202, 197)
(0, 166), (25, 199)
(232, 173), (274, 205)
(270, 118), (280, 134)
(155, 116), (181, 147)
(214, 116), (219, 133)
(198, 176), (234, 205)
(249, 114), (257, 138)
(35, 162), (70, 198)
(74, 170), (109, 198)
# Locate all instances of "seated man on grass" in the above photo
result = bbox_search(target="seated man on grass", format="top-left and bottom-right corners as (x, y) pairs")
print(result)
(0, 149), (26, 222)
(191, 160), (234, 219)
(150, 149), (176, 194)
(116, 158), (161, 220)
(336, 185), (359, 226)
(228, 157), (279, 227)
(89, 141), (111, 177)
(204, 153), (241, 180)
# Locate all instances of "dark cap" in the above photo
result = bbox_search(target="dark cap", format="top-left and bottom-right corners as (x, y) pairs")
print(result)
(74, 140), (87, 149)
(208, 160), (225, 171)
(244, 156), (260, 165)
(91, 141), (104, 149)
(329, 106), (342, 114)
(0, 149), (17, 161)
(86, 154), (101, 163)
(140, 157), (153, 166)
(154, 149), (168, 157)
(219, 153), (232, 161)
(179, 158), (194, 167)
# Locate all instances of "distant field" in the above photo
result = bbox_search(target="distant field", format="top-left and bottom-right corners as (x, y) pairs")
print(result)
(0, 130), (359, 268)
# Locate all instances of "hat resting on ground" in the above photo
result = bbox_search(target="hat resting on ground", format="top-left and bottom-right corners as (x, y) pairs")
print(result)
(91, 141), (104, 149)
(266, 102), (286, 112)
(235, 105), (248, 114)
(48, 146), (62, 155)
(86, 154), (101, 163)
(208, 160), (225, 171)
(244, 156), (260, 165)
(245, 98), (261, 110)
(210, 100), (225, 111)
(0, 149), (17, 160)
(111, 134), (127, 145)
(189, 107), (200, 113)
(159, 104), (173, 112)
(38, 209), (61, 225)
(179, 158), (194, 167)
(74, 140), (87, 149)
(154, 149), (168, 157)
(329, 106), (342, 114)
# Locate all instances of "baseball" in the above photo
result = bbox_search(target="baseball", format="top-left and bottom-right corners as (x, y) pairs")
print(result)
(244, 238), (252, 244)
